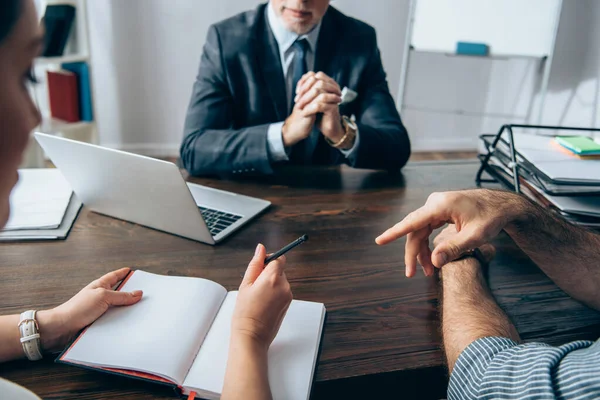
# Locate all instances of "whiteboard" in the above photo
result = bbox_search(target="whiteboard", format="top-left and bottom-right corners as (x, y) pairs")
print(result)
(411, 0), (562, 57)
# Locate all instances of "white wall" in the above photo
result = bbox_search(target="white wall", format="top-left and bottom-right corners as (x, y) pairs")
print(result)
(88, 0), (259, 155)
(403, 0), (600, 150)
(331, 0), (409, 102)
(86, 0), (600, 155)
(537, 0), (600, 130)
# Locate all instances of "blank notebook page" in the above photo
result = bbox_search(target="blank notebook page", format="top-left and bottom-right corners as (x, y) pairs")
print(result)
(63, 271), (227, 384)
(183, 291), (325, 400)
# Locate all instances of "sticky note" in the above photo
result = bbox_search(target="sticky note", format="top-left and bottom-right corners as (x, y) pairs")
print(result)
(456, 42), (489, 56)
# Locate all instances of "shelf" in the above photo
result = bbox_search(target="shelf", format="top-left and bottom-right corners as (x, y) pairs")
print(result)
(36, 118), (95, 134)
(35, 54), (89, 66)
(403, 105), (528, 119)
(408, 48), (548, 61)
(23, 118), (96, 168)
(45, 0), (79, 6)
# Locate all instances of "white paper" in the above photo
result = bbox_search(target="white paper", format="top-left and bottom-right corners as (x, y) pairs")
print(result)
(63, 271), (227, 385)
(4, 169), (72, 230)
(183, 292), (325, 400)
(513, 134), (600, 183)
(523, 177), (600, 218)
(0, 195), (82, 241)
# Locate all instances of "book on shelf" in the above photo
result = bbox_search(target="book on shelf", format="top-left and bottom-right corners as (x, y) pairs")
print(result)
(41, 4), (76, 57)
(47, 69), (80, 123)
(61, 62), (94, 122)
(58, 270), (326, 400)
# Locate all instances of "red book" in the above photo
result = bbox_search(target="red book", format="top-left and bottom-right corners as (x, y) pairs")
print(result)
(47, 69), (80, 122)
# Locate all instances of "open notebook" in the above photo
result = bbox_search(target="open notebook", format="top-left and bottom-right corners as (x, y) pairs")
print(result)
(58, 270), (326, 400)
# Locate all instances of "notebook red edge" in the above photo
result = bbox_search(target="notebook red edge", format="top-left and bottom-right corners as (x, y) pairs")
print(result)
(54, 269), (184, 394)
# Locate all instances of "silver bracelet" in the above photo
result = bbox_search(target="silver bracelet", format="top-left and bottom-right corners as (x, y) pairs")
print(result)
(18, 310), (43, 361)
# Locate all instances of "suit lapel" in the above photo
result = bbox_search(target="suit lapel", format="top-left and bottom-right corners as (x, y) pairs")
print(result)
(311, 9), (340, 163)
(255, 8), (288, 121)
(314, 9), (338, 79)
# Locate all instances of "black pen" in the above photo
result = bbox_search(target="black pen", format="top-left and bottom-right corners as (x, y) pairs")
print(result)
(264, 235), (309, 264)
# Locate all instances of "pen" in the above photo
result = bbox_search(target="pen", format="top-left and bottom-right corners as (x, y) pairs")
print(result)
(264, 234), (309, 264)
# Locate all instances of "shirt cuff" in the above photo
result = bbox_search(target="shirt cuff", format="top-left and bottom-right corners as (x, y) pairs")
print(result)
(448, 336), (597, 400)
(267, 122), (289, 162)
(338, 126), (360, 160)
(448, 337), (518, 400)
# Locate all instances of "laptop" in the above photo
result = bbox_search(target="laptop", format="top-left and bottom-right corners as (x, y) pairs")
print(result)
(34, 133), (270, 244)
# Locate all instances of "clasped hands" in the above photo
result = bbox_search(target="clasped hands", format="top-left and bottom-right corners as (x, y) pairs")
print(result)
(282, 71), (353, 150)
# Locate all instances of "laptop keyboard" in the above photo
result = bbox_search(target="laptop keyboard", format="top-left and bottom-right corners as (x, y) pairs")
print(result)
(198, 207), (243, 236)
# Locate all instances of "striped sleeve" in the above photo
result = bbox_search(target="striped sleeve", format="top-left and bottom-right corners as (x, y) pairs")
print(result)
(448, 336), (599, 400)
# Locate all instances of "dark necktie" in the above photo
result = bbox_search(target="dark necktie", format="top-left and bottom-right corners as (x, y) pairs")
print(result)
(289, 39), (317, 164)
(290, 38), (308, 114)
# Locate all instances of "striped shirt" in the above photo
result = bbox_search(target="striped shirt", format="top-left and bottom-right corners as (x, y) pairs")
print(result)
(449, 336), (600, 399)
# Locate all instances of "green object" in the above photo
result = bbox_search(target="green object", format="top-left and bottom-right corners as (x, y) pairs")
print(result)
(555, 136), (600, 155)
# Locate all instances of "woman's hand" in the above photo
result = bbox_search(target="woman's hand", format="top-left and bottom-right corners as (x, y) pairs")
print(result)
(222, 244), (293, 400)
(232, 244), (293, 350)
(38, 268), (142, 351)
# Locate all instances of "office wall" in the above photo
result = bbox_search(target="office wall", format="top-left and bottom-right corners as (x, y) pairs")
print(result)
(87, 0), (258, 154)
(86, 0), (600, 155)
(402, 0), (600, 151)
(537, 0), (600, 131)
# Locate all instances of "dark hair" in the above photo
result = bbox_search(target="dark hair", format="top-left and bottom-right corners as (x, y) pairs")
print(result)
(0, 0), (22, 45)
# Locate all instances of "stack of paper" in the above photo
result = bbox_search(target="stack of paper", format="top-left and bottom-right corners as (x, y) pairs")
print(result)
(1, 169), (82, 241)
(479, 133), (600, 229)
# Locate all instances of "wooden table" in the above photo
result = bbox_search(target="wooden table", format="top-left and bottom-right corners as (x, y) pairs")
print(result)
(1, 161), (599, 399)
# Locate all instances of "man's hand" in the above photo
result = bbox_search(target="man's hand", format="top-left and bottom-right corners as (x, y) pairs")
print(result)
(434, 225), (497, 270)
(282, 105), (317, 147)
(436, 225), (497, 289)
(375, 189), (525, 277)
(283, 71), (340, 147)
(293, 72), (348, 147)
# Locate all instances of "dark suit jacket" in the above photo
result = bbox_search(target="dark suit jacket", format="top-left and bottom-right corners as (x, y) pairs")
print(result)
(180, 3), (411, 176)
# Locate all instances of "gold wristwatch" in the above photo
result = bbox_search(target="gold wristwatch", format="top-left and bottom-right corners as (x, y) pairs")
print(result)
(326, 115), (357, 149)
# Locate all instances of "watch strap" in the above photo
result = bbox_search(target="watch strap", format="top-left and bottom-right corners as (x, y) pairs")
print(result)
(19, 310), (43, 361)
(455, 248), (487, 266)
(327, 116), (356, 149)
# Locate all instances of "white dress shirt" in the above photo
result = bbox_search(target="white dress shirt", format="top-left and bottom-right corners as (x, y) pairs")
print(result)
(266, 2), (359, 162)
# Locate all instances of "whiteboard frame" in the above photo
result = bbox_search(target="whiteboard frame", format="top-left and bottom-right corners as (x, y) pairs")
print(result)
(396, 0), (564, 126)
